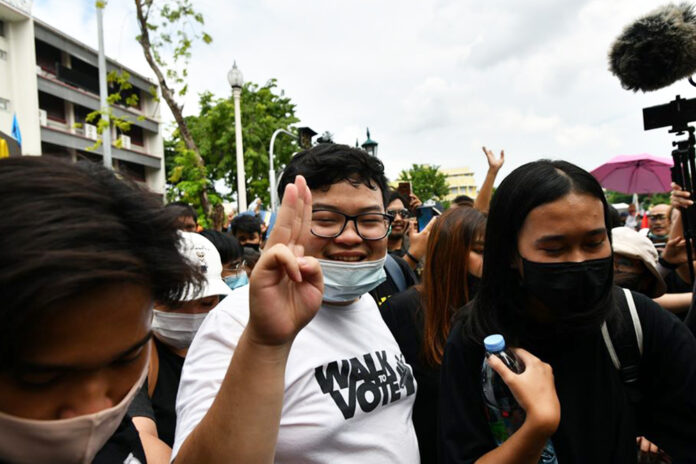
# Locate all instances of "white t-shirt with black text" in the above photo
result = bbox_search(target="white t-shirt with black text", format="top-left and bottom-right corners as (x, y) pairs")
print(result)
(171, 286), (419, 463)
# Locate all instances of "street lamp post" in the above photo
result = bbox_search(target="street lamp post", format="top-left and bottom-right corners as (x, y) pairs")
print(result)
(361, 127), (378, 157)
(268, 126), (317, 212)
(268, 128), (295, 212)
(228, 61), (246, 211)
(96, 4), (111, 169)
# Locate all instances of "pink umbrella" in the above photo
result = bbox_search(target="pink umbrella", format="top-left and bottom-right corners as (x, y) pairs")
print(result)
(590, 153), (673, 194)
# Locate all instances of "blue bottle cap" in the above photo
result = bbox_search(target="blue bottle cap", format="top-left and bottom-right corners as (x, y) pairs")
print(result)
(484, 334), (506, 352)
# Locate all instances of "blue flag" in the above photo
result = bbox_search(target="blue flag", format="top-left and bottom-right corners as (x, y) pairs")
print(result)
(11, 114), (21, 148)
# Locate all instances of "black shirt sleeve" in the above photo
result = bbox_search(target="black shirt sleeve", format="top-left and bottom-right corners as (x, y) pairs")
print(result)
(438, 320), (495, 464)
(633, 291), (696, 461)
(127, 380), (155, 421)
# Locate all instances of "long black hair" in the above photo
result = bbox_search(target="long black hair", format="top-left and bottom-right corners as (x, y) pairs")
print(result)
(463, 160), (613, 343)
(0, 157), (203, 368)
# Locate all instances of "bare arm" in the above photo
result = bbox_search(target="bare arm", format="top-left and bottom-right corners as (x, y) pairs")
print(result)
(654, 293), (692, 315)
(174, 176), (323, 463)
(474, 147), (504, 214)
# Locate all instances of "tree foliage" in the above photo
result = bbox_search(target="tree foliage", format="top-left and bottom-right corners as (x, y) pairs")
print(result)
(134, 0), (212, 214)
(166, 79), (300, 208)
(604, 190), (671, 210)
(398, 164), (450, 202)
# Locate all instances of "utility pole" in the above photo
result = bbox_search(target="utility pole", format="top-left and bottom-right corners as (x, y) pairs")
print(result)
(96, 3), (112, 169)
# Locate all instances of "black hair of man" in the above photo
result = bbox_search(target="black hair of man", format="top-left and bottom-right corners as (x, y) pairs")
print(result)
(166, 201), (197, 223)
(278, 143), (390, 207)
(0, 157), (203, 368)
(464, 159), (614, 344)
(607, 205), (624, 229)
(243, 246), (261, 271)
(388, 190), (409, 208)
(199, 229), (243, 265)
(230, 214), (262, 236)
(453, 195), (475, 208)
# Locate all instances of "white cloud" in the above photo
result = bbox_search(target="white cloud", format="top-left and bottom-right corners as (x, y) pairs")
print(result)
(32, 0), (694, 186)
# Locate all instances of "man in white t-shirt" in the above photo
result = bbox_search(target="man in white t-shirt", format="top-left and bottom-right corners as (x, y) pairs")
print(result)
(172, 144), (419, 463)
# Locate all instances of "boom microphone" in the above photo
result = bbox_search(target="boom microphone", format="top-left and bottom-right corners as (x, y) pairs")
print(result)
(609, 3), (696, 92)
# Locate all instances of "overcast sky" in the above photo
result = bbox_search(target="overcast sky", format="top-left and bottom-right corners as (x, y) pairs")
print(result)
(34, 0), (696, 186)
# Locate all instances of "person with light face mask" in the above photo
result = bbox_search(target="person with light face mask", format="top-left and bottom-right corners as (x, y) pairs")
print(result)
(439, 160), (696, 463)
(171, 144), (420, 463)
(129, 232), (230, 447)
(0, 157), (202, 464)
(199, 229), (248, 290)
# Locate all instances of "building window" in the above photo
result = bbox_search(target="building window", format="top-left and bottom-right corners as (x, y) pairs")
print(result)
(0, 50), (6, 60)
(0, 21), (5, 37)
(35, 39), (62, 74)
(38, 91), (66, 122)
(0, 98), (9, 111)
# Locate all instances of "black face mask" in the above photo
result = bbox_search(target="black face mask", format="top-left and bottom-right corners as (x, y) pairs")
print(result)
(244, 243), (260, 252)
(466, 274), (481, 302)
(520, 256), (613, 331)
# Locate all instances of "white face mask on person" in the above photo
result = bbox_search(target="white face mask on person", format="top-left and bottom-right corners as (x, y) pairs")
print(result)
(318, 256), (387, 303)
(151, 310), (208, 350)
(0, 355), (148, 464)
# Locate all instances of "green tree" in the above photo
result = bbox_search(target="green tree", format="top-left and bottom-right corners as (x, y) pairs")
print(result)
(604, 190), (671, 209)
(397, 164), (449, 202)
(134, 0), (213, 216)
(166, 79), (300, 208)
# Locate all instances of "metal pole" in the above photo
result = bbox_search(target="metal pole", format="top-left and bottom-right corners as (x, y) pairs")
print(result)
(233, 87), (246, 211)
(268, 128), (297, 212)
(96, 5), (112, 169)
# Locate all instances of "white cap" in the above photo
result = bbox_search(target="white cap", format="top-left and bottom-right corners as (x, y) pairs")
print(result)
(178, 231), (231, 301)
(611, 227), (666, 298)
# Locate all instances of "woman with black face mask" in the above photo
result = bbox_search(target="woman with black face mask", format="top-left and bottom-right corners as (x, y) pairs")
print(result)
(439, 160), (696, 463)
(380, 206), (486, 463)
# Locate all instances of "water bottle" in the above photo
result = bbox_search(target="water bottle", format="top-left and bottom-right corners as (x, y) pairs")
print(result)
(481, 334), (558, 463)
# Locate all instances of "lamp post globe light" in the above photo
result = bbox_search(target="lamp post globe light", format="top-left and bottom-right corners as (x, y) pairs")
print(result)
(228, 61), (247, 211)
(361, 127), (378, 157)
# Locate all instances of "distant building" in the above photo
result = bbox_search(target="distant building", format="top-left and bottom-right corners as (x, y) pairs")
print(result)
(0, 1), (165, 193)
(442, 166), (478, 202)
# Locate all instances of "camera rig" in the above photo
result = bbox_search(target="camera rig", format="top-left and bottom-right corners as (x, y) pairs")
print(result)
(644, 94), (696, 327)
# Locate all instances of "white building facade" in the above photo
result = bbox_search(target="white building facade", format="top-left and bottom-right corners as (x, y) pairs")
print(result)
(0, 0), (165, 193)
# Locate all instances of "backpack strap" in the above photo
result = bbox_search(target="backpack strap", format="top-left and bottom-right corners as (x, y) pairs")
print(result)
(601, 287), (643, 403)
(384, 253), (407, 293)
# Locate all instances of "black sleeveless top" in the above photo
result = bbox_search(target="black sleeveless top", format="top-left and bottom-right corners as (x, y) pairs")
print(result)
(93, 415), (147, 463)
(150, 337), (185, 446)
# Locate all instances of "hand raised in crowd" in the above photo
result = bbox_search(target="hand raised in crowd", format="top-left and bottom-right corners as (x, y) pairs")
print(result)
(482, 146), (505, 173)
(406, 216), (436, 264)
(408, 193), (422, 211)
(248, 175), (323, 346)
(487, 348), (560, 436)
(670, 182), (693, 209)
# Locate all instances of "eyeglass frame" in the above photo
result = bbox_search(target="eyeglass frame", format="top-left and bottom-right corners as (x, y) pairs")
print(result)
(386, 208), (412, 219)
(310, 208), (394, 241)
(223, 259), (247, 273)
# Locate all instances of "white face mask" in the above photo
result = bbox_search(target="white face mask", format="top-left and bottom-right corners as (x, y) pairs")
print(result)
(152, 310), (208, 350)
(0, 356), (148, 464)
(318, 256), (387, 303)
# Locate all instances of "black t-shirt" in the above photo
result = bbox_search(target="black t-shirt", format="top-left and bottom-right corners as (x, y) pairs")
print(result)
(370, 254), (418, 307)
(439, 291), (696, 463)
(127, 338), (184, 447)
(380, 287), (439, 464)
(93, 415), (147, 463)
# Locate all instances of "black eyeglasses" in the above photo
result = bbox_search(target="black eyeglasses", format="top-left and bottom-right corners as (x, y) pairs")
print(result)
(647, 214), (667, 221)
(311, 209), (393, 240)
(386, 208), (411, 219)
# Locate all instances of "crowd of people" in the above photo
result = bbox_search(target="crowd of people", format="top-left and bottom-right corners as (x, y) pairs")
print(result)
(1, 143), (696, 464)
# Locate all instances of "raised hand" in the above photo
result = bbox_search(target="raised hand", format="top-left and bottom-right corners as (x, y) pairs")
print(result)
(482, 146), (505, 173)
(247, 176), (323, 347)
